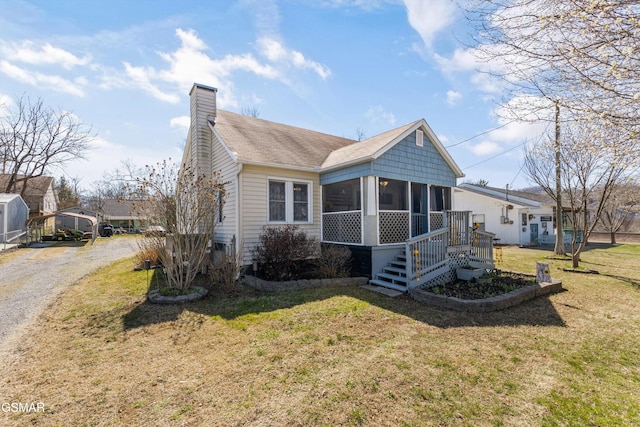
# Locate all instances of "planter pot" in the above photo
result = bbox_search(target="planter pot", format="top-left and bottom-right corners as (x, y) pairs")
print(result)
(476, 276), (493, 285)
(456, 267), (485, 281)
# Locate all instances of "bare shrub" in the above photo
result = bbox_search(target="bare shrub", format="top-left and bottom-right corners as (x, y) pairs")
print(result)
(209, 246), (244, 293)
(126, 160), (227, 291)
(134, 237), (164, 268)
(253, 225), (318, 281)
(315, 244), (352, 279)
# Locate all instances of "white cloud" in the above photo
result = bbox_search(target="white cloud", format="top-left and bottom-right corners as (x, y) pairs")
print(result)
(446, 90), (462, 106)
(404, 0), (457, 48)
(470, 140), (502, 156)
(0, 60), (85, 97)
(123, 28), (281, 106)
(0, 93), (14, 108)
(170, 115), (190, 131)
(123, 62), (180, 104)
(364, 105), (396, 126)
(256, 37), (331, 80)
(122, 28), (331, 106)
(0, 40), (91, 69)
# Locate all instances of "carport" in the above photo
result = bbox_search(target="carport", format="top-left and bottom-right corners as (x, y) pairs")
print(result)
(27, 211), (99, 244)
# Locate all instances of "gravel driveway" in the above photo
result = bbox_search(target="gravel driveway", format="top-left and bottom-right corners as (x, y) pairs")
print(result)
(0, 237), (138, 351)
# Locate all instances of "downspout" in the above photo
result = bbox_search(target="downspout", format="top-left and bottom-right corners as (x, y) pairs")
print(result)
(235, 163), (243, 262)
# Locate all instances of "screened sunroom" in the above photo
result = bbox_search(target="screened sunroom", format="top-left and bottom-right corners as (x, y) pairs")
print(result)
(321, 176), (453, 246)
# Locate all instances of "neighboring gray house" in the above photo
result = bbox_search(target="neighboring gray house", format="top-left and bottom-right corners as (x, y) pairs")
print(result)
(102, 199), (149, 231)
(182, 83), (495, 291)
(0, 193), (29, 243)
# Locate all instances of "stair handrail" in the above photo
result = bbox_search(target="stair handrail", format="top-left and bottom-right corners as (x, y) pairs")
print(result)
(405, 227), (449, 288)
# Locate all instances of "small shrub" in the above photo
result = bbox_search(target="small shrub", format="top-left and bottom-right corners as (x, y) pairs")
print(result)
(315, 244), (352, 278)
(209, 247), (243, 293)
(253, 225), (318, 281)
(135, 237), (164, 268)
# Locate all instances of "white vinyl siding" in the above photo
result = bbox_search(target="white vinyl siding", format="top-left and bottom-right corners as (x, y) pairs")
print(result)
(239, 165), (320, 264)
(210, 132), (239, 245)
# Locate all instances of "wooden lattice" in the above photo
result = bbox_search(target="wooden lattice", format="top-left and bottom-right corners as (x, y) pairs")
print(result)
(322, 211), (362, 244)
(379, 211), (410, 244)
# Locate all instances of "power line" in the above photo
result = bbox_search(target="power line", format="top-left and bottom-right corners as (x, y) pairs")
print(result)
(462, 141), (527, 170)
(445, 119), (517, 148)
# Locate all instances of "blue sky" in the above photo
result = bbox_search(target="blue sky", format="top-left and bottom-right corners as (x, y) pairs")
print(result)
(0, 0), (545, 191)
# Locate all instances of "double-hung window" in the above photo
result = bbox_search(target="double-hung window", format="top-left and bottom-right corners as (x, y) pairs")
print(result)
(268, 179), (312, 223)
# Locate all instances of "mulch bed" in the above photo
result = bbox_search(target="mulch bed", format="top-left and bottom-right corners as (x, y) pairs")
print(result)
(428, 271), (538, 300)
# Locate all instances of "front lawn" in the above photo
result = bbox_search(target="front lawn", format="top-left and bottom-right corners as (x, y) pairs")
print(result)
(1, 244), (639, 426)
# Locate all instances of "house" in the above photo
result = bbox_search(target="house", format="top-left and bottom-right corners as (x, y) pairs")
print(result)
(0, 174), (57, 234)
(0, 175), (57, 219)
(453, 183), (579, 245)
(101, 199), (149, 232)
(181, 83), (495, 291)
(0, 194), (29, 243)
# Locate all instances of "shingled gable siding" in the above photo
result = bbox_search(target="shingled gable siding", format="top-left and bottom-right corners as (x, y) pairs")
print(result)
(239, 165), (321, 265)
(372, 132), (456, 186)
(210, 131), (239, 248)
(320, 131), (457, 187)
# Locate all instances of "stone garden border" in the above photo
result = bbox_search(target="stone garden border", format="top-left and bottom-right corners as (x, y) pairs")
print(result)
(410, 279), (563, 313)
(147, 286), (209, 304)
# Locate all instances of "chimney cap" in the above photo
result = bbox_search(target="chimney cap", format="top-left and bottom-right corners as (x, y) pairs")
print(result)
(190, 82), (218, 95)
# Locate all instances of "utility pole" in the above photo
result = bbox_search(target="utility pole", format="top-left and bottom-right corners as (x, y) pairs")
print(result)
(554, 100), (565, 255)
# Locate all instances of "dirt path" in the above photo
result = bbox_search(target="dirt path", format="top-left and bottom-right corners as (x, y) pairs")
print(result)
(0, 237), (138, 351)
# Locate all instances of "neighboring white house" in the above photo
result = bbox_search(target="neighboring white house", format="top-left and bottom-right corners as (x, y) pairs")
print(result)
(452, 183), (571, 245)
(181, 83), (495, 291)
(0, 193), (29, 243)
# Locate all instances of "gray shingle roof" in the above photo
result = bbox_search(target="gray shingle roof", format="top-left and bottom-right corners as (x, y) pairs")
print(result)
(213, 110), (356, 169)
(321, 121), (420, 170)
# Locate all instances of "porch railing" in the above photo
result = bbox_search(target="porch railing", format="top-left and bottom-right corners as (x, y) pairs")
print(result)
(322, 210), (362, 244)
(405, 227), (450, 289)
(405, 227), (495, 289)
(470, 228), (495, 267)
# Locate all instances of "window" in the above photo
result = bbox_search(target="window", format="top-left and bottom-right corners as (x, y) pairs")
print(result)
(268, 179), (312, 223)
(293, 183), (308, 221)
(269, 181), (286, 222)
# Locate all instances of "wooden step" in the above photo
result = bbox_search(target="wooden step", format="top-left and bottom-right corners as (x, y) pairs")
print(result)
(383, 266), (406, 275)
(368, 279), (407, 292)
(375, 272), (408, 285)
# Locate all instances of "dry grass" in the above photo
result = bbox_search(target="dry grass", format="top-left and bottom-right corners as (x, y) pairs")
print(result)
(1, 244), (639, 426)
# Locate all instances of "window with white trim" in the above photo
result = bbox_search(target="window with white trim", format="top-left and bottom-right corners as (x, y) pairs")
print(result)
(268, 179), (312, 223)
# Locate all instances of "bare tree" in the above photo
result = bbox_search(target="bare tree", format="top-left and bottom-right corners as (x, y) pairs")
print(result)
(524, 117), (633, 267)
(464, 0), (640, 253)
(598, 183), (640, 244)
(127, 159), (227, 291)
(241, 106), (261, 118)
(0, 94), (94, 195)
(466, 0), (639, 131)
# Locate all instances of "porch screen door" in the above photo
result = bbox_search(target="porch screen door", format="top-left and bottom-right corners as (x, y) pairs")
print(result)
(411, 183), (428, 237)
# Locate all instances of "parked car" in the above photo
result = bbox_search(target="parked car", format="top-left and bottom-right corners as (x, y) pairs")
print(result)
(98, 223), (114, 237)
(144, 225), (166, 236)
